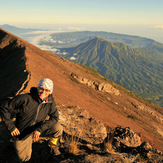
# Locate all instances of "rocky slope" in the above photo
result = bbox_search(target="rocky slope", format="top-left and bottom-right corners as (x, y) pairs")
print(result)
(0, 28), (163, 162)
(0, 105), (162, 162)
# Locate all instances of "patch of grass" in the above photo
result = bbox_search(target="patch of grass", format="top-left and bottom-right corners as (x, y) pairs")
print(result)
(80, 64), (102, 78)
(104, 141), (116, 154)
(127, 115), (137, 121)
(123, 157), (131, 163)
(70, 76), (80, 84)
(64, 127), (81, 155)
(67, 141), (79, 154)
(103, 135), (116, 154)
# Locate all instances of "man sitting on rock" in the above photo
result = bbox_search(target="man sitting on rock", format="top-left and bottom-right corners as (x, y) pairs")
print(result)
(0, 78), (63, 162)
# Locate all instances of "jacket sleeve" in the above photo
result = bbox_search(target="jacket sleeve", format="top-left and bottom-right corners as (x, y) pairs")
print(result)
(0, 96), (22, 133)
(36, 99), (59, 133)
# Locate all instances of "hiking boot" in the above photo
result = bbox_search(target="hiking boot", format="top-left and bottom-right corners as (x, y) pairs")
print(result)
(48, 137), (64, 160)
(48, 146), (64, 161)
(49, 146), (61, 156)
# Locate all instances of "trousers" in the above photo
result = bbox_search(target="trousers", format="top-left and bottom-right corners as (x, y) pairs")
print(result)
(14, 122), (63, 162)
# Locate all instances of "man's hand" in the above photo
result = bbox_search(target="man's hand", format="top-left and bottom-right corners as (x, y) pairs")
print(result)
(32, 130), (41, 142)
(11, 128), (20, 136)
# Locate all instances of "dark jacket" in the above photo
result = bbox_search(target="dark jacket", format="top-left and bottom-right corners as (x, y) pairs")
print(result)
(0, 87), (59, 140)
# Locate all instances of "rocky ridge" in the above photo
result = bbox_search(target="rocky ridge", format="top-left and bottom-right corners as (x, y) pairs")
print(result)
(71, 73), (120, 95)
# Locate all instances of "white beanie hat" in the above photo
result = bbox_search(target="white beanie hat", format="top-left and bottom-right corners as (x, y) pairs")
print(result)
(37, 78), (53, 94)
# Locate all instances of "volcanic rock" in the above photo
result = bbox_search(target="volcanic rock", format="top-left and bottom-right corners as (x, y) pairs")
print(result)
(58, 105), (107, 144)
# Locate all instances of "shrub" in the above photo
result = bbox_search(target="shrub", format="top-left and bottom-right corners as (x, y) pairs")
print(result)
(127, 115), (137, 120)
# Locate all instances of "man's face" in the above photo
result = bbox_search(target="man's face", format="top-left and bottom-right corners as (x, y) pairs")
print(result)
(38, 87), (50, 99)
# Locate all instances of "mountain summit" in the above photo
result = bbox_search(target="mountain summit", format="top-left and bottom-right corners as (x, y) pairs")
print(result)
(59, 36), (163, 106)
(0, 28), (163, 161)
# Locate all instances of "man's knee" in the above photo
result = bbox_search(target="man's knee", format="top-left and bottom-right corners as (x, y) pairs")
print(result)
(47, 122), (63, 138)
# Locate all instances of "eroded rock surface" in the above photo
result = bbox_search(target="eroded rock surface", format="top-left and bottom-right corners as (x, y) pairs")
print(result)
(71, 73), (120, 95)
(109, 126), (142, 147)
(131, 100), (163, 122)
(58, 105), (107, 144)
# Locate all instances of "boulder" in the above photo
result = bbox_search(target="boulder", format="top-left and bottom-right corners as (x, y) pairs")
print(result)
(57, 105), (107, 144)
(109, 126), (142, 147)
(98, 83), (120, 95)
(71, 73), (120, 95)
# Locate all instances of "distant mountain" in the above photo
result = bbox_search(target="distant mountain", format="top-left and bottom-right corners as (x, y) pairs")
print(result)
(138, 41), (163, 60)
(0, 24), (48, 35)
(59, 37), (163, 106)
(39, 31), (155, 48)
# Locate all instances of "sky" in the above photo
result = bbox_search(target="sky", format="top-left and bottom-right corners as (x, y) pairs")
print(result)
(0, 0), (163, 43)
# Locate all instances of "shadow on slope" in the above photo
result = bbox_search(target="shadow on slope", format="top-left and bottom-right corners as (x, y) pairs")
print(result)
(0, 29), (29, 104)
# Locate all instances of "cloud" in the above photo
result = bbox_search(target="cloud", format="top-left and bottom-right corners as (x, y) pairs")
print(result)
(70, 56), (76, 60)
(38, 45), (58, 53)
(22, 30), (67, 35)
(153, 25), (163, 29)
(62, 52), (69, 55)
(67, 27), (84, 31)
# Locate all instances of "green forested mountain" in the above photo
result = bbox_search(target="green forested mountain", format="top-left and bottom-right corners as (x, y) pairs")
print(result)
(59, 37), (163, 106)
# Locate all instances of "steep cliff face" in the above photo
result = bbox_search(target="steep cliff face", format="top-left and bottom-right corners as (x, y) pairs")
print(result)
(0, 28), (29, 101)
(0, 28), (162, 154)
